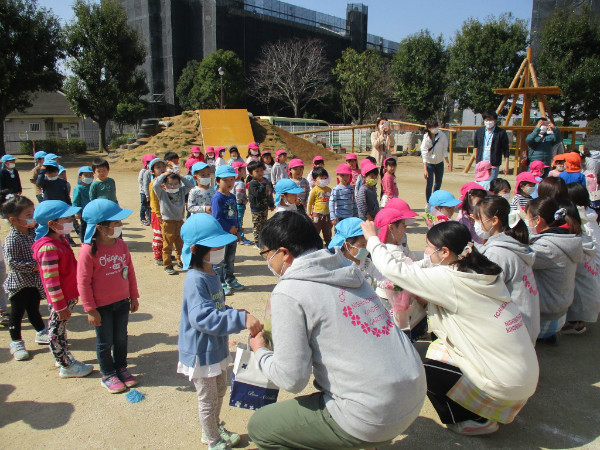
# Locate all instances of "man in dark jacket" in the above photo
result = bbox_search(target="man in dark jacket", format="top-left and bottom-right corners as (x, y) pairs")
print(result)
(474, 111), (510, 180)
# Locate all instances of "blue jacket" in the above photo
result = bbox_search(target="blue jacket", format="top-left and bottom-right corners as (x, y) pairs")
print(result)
(329, 184), (358, 220)
(211, 191), (238, 232)
(178, 269), (246, 367)
(559, 171), (586, 187)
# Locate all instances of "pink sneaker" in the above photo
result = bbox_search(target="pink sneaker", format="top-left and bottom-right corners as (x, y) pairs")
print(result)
(101, 374), (127, 393)
(117, 367), (138, 388)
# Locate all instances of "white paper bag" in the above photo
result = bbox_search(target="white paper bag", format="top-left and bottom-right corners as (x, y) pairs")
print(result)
(229, 344), (279, 410)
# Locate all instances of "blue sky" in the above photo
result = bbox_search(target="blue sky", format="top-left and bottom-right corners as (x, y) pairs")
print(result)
(38, 0), (533, 43)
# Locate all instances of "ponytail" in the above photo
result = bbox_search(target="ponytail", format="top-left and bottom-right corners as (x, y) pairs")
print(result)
(475, 196), (529, 245)
(526, 197), (582, 235)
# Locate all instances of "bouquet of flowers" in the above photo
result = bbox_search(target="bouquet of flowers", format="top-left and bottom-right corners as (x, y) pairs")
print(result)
(423, 209), (450, 229)
(383, 280), (413, 330)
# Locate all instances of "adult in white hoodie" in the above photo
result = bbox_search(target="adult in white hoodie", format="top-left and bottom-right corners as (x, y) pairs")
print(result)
(474, 196), (540, 343)
(248, 212), (426, 449)
(363, 220), (539, 436)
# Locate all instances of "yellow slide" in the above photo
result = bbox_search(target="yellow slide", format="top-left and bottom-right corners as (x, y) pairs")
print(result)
(198, 109), (255, 154)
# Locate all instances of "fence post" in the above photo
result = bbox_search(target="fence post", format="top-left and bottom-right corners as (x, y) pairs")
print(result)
(351, 128), (355, 154)
(449, 131), (454, 170)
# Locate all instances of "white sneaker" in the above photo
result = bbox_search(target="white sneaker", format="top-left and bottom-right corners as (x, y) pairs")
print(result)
(10, 340), (29, 361)
(35, 328), (50, 345)
(447, 419), (499, 436)
(54, 351), (75, 368)
(59, 361), (93, 378)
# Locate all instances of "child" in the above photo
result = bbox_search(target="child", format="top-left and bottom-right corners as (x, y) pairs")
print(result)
(288, 158), (310, 214)
(246, 142), (261, 164)
(205, 147), (217, 184)
(211, 165), (245, 295)
(1, 155), (22, 194)
(148, 158), (167, 265)
(153, 171), (195, 275)
(426, 190), (461, 228)
(354, 156), (377, 197)
(356, 162), (380, 221)
(188, 162), (215, 215)
(227, 146), (244, 166)
(307, 167), (333, 245)
(248, 161), (275, 248)
(232, 162), (252, 245)
(381, 157), (399, 205)
(36, 158), (71, 203)
(2, 194), (48, 361)
(560, 152), (586, 187)
(490, 178), (512, 201)
(329, 164), (358, 225)
(78, 199), (139, 393)
(548, 154), (566, 178)
(178, 213), (262, 450)
(89, 158), (117, 203)
(271, 149), (289, 185)
(185, 146), (205, 175)
(511, 172), (539, 211)
(457, 182), (488, 243)
(30, 150), (47, 203)
(32, 200), (93, 377)
(163, 151), (181, 174)
(138, 154), (156, 226)
(215, 147), (227, 168)
(260, 150), (274, 183)
(72, 166), (94, 242)
(345, 153), (360, 186)
(474, 160), (493, 190)
(307, 155), (325, 189)
(274, 179), (304, 213)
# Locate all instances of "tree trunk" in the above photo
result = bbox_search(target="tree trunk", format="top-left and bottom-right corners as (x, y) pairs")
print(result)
(0, 114), (6, 156)
(99, 120), (108, 153)
(292, 102), (299, 118)
(357, 105), (364, 125)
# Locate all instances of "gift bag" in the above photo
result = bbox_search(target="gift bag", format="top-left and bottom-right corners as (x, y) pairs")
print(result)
(229, 344), (279, 410)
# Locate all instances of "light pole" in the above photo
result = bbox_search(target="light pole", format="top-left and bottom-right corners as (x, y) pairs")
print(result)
(218, 67), (224, 109)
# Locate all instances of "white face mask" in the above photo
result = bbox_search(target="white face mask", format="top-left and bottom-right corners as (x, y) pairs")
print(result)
(522, 185), (535, 196)
(198, 177), (212, 186)
(105, 226), (122, 239)
(5, 162), (15, 170)
(422, 248), (442, 268)
(165, 187), (180, 194)
(251, 151), (259, 156)
(267, 249), (286, 277)
(170, 164), (180, 174)
(318, 178), (330, 187)
(556, 166), (565, 172)
(346, 242), (368, 262)
(526, 218), (538, 235)
(484, 120), (495, 129)
(204, 247), (226, 265)
(55, 222), (74, 235)
(430, 128), (439, 135)
(47, 175), (59, 181)
(282, 196), (293, 207)
(82, 177), (93, 184)
(502, 193), (511, 201)
(474, 220), (491, 240)
(540, 125), (548, 134)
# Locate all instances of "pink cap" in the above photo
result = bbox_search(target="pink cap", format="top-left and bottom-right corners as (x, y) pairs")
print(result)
(288, 158), (304, 169)
(475, 161), (493, 181)
(384, 198), (418, 219)
(216, 146), (226, 153)
(276, 149), (288, 158)
(231, 161), (247, 174)
(360, 158), (373, 168)
(361, 162), (378, 177)
(529, 160), (549, 177)
(142, 153), (157, 166)
(190, 146), (202, 155)
(459, 182), (486, 201)
(374, 208), (405, 243)
(205, 146), (215, 154)
(313, 155), (324, 165)
(248, 142), (259, 149)
(261, 149), (271, 155)
(515, 172), (540, 194)
(336, 163), (353, 175)
(345, 153), (358, 161)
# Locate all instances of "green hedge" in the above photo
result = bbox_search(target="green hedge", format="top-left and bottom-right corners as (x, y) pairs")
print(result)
(19, 139), (87, 155)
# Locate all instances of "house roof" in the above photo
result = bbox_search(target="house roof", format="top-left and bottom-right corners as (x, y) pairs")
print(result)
(7, 91), (76, 118)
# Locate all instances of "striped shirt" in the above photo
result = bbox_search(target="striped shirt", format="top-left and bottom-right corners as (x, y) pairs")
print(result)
(329, 184), (358, 220)
(3, 226), (44, 299)
(510, 193), (532, 211)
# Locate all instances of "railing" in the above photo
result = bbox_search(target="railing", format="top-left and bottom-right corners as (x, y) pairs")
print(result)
(2, 130), (117, 154)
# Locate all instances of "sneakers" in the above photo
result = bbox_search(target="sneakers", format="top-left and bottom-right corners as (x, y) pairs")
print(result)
(154, 259), (163, 266)
(59, 360), (93, 378)
(222, 284), (232, 296)
(228, 280), (245, 291)
(141, 220), (150, 226)
(35, 328), (50, 345)
(562, 322), (587, 335)
(164, 265), (177, 275)
(201, 424), (240, 447)
(173, 261), (184, 270)
(117, 367), (138, 388)
(207, 439), (231, 450)
(241, 238), (253, 245)
(447, 419), (499, 436)
(101, 374), (127, 393)
(10, 340), (29, 361)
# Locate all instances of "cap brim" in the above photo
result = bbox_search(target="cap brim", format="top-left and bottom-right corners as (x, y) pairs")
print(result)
(328, 234), (346, 249)
(106, 208), (133, 222)
(284, 187), (304, 194)
(438, 199), (462, 207)
(59, 206), (81, 218)
(182, 233), (237, 269)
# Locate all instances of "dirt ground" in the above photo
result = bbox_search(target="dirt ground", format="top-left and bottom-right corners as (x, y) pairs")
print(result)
(0, 151), (599, 450)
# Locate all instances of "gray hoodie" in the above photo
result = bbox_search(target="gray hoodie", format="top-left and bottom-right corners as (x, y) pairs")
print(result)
(568, 233), (600, 322)
(478, 233), (540, 343)
(255, 248), (426, 443)
(530, 230), (583, 321)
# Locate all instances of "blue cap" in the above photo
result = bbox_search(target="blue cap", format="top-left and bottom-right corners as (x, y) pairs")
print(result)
(148, 158), (165, 171)
(34, 151), (47, 159)
(215, 165), (236, 179)
(428, 190), (461, 208)
(33, 200), (81, 241)
(328, 217), (364, 249)
(180, 213), (237, 269)
(43, 159), (59, 169)
(1, 154), (15, 163)
(82, 199), (132, 244)
(274, 179), (304, 206)
(191, 162), (209, 174)
(45, 153), (59, 161)
(78, 166), (93, 175)
(58, 165), (66, 175)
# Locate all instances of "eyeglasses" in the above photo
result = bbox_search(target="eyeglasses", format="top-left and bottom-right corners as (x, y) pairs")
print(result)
(259, 248), (272, 258)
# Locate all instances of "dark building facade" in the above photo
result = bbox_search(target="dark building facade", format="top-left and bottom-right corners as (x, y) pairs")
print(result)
(120, 0), (398, 114)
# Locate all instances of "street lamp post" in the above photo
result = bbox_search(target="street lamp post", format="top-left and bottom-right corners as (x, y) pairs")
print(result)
(218, 67), (224, 109)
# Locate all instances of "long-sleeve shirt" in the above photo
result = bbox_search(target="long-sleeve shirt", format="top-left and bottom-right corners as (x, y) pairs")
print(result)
(30, 166), (42, 195)
(211, 191), (238, 232)
(3, 226), (44, 299)
(1, 168), (22, 193)
(307, 186), (331, 215)
(72, 184), (91, 209)
(329, 184), (358, 220)
(152, 173), (194, 221)
(77, 239), (139, 312)
(421, 132), (449, 165)
(248, 178), (274, 212)
(371, 131), (395, 165)
(36, 168), (71, 203)
(234, 179), (248, 205)
(142, 170), (153, 198)
(89, 177), (118, 203)
(138, 168), (148, 194)
(187, 186), (216, 214)
(357, 184), (379, 220)
(271, 162), (289, 185)
(381, 173), (398, 199)
(292, 177), (310, 206)
(149, 179), (160, 217)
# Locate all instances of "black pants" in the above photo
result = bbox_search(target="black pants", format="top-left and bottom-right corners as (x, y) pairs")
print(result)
(423, 358), (484, 424)
(8, 287), (45, 341)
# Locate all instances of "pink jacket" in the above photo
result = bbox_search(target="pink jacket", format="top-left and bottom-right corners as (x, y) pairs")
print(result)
(381, 172), (398, 198)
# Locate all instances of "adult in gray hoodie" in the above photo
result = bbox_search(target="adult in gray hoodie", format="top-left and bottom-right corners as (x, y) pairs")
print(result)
(475, 196), (540, 343)
(248, 212), (426, 449)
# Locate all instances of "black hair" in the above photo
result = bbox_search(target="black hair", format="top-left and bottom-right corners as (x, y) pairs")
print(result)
(311, 167), (329, 179)
(345, 235), (362, 245)
(164, 152), (179, 162)
(537, 177), (568, 201)
(490, 178), (511, 195)
(526, 197), (582, 235)
(366, 168), (379, 178)
(426, 221), (502, 275)
(259, 211), (323, 257)
(189, 244), (212, 270)
(261, 153), (273, 164)
(384, 157), (397, 167)
(163, 173), (181, 184)
(229, 146), (239, 155)
(365, 156), (377, 164)
(567, 182), (591, 208)
(0, 191), (34, 219)
(44, 165), (59, 174)
(474, 196), (529, 245)
(92, 158), (109, 171)
(247, 160), (265, 175)
(90, 220), (113, 256)
(482, 111), (498, 121)
(461, 188), (487, 215)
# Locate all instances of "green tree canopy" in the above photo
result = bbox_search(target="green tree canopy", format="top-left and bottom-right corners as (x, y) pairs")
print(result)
(63, 0), (147, 151)
(176, 50), (244, 110)
(392, 30), (447, 123)
(537, 5), (600, 125)
(447, 14), (528, 114)
(332, 48), (390, 124)
(0, 0), (63, 154)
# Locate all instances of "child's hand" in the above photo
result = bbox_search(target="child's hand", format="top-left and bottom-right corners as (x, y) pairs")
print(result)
(331, 219), (337, 226)
(245, 313), (263, 337)
(229, 226), (238, 235)
(87, 309), (101, 326)
(57, 308), (72, 321)
(249, 331), (268, 352)
(204, 206), (212, 214)
(130, 298), (139, 313)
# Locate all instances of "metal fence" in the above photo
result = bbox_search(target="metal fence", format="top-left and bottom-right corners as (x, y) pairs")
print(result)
(3, 130), (104, 154)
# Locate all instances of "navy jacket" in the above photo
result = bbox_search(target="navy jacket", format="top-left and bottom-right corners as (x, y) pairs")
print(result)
(0, 168), (22, 194)
(474, 126), (510, 167)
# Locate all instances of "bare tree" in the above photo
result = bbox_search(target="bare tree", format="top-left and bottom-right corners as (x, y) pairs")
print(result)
(249, 39), (330, 117)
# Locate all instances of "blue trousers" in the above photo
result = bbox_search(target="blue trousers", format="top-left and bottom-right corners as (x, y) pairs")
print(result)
(215, 241), (237, 285)
(140, 193), (151, 222)
(425, 162), (445, 202)
(95, 299), (130, 377)
(237, 204), (246, 239)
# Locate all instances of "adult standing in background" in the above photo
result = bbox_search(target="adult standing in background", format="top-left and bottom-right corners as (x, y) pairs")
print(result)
(474, 111), (510, 180)
(526, 118), (562, 177)
(371, 117), (395, 167)
(421, 120), (450, 203)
